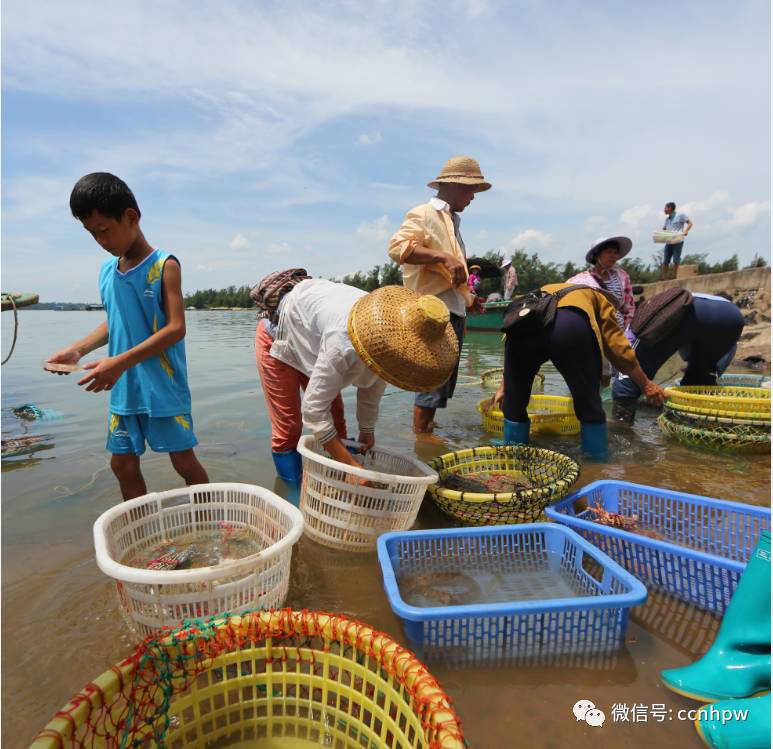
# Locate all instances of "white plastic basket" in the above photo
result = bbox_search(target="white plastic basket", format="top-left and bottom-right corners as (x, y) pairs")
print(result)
(297, 436), (438, 552)
(93, 483), (304, 640)
(652, 230), (684, 244)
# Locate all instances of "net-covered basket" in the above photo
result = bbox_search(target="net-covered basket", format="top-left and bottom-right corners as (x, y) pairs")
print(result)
(297, 436), (438, 552)
(428, 445), (580, 526)
(663, 386), (771, 419)
(658, 410), (771, 453)
(480, 368), (544, 392)
(477, 395), (580, 437)
(93, 483), (304, 640)
(663, 401), (770, 427)
(30, 609), (466, 749)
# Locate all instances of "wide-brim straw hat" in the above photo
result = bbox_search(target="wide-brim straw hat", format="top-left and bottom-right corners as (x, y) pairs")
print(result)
(427, 156), (491, 192)
(348, 286), (459, 392)
(586, 235), (633, 265)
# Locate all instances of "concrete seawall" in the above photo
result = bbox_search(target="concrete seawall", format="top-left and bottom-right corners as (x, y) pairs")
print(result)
(638, 266), (770, 299)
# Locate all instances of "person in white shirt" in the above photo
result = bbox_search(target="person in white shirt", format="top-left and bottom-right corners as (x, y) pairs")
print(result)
(262, 278), (459, 480)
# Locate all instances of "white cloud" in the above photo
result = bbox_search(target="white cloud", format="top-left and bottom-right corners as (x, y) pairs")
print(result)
(620, 204), (656, 228)
(509, 229), (552, 249)
(680, 191), (730, 216)
(229, 233), (249, 250)
(357, 131), (382, 146)
(266, 242), (292, 255)
(713, 201), (770, 233)
(356, 215), (391, 242)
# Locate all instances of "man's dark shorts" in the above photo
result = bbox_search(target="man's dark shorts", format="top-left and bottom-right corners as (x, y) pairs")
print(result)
(414, 313), (465, 409)
(663, 241), (684, 265)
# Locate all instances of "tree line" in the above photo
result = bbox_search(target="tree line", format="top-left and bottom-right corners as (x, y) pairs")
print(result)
(183, 252), (766, 307)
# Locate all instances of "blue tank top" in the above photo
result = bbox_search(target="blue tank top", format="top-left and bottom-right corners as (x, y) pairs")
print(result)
(99, 250), (192, 417)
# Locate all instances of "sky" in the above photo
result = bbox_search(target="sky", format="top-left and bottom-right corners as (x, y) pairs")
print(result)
(2, 0), (770, 303)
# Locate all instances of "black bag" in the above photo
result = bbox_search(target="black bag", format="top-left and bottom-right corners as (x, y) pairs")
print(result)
(501, 285), (591, 336)
(631, 287), (693, 346)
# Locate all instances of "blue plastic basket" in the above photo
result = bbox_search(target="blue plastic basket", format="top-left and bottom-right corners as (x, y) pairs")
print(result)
(545, 480), (771, 615)
(377, 523), (647, 661)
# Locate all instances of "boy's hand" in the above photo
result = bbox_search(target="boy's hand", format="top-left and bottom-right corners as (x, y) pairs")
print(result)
(357, 432), (375, 453)
(643, 380), (667, 406)
(44, 348), (81, 375)
(486, 384), (505, 411)
(77, 356), (126, 392)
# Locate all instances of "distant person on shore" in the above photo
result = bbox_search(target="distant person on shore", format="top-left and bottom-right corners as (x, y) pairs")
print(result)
(252, 276), (459, 482)
(612, 292), (744, 423)
(388, 155), (490, 436)
(45, 173), (209, 500)
(661, 202), (694, 280)
(502, 258), (518, 300)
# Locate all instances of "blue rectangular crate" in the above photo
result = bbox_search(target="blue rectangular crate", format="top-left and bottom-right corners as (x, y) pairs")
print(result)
(545, 480), (771, 615)
(377, 523), (646, 660)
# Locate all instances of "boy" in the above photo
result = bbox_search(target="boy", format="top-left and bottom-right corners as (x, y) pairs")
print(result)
(46, 172), (208, 500)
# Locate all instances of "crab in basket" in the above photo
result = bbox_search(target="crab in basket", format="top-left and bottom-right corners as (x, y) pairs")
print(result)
(585, 501), (660, 539)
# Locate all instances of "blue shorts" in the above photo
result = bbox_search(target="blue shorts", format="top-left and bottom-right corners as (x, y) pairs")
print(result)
(663, 242), (684, 265)
(106, 412), (198, 455)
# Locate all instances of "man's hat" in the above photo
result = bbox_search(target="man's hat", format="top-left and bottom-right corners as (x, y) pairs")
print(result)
(428, 156), (491, 192)
(348, 286), (459, 392)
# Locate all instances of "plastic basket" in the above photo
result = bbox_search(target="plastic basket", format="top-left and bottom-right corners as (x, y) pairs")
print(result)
(480, 369), (545, 392)
(428, 445), (580, 526)
(658, 411), (770, 453)
(93, 483), (304, 640)
(718, 373), (769, 388)
(476, 395), (580, 437)
(377, 524), (647, 660)
(31, 609), (466, 749)
(663, 386), (771, 418)
(663, 400), (770, 425)
(652, 230), (684, 244)
(545, 480), (771, 614)
(297, 436), (438, 552)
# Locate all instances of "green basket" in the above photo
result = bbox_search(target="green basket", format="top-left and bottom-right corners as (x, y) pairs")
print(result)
(428, 445), (580, 526)
(658, 410), (771, 454)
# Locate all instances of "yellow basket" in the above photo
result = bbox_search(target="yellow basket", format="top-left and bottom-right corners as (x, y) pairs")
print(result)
(476, 395), (580, 437)
(664, 400), (771, 425)
(31, 610), (466, 749)
(428, 445), (580, 526)
(663, 386), (771, 419)
(480, 368), (545, 393)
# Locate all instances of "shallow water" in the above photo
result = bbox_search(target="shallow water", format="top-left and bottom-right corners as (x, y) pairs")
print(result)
(2, 310), (770, 748)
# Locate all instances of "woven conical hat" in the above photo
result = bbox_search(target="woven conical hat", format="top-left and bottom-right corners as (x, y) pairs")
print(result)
(348, 286), (460, 392)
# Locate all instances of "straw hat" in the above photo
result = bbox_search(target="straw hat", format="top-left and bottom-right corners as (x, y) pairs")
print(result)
(348, 286), (459, 392)
(427, 156), (491, 192)
(586, 236), (633, 264)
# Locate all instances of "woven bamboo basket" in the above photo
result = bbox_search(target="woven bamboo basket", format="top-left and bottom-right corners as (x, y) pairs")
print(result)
(31, 610), (466, 749)
(658, 411), (771, 454)
(663, 386), (770, 419)
(428, 445), (580, 526)
(480, 368), (545, 392)
(477, 395), (580, 437)
(664, 401), (771, 427)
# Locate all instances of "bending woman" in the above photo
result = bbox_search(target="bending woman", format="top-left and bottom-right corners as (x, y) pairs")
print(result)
(254, 274), (459, 481)
(492, 284), (666, 459)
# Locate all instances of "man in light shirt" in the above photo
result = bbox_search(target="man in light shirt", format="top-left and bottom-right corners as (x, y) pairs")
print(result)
(661, 201), (694, 280)
(388, 156), (490, 435)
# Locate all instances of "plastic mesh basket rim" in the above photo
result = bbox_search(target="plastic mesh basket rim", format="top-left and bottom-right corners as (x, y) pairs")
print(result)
(664, 401), (771, 426)
(664, 385), (770, 412)
(31, 609), (466, 749)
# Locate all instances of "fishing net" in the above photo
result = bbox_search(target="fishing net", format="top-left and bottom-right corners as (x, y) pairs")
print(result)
(31, 609), (466, 749)
(428, 445), (580, 526)
(663, 386), (770, 419)
(658, 410), (770, 454)
(476, 395), (580, 437)
(479, 369), (545, 393)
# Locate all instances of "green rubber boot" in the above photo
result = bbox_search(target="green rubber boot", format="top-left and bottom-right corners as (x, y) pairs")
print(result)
(695, 692), (771, 749)
(662, 531), (771, 701)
